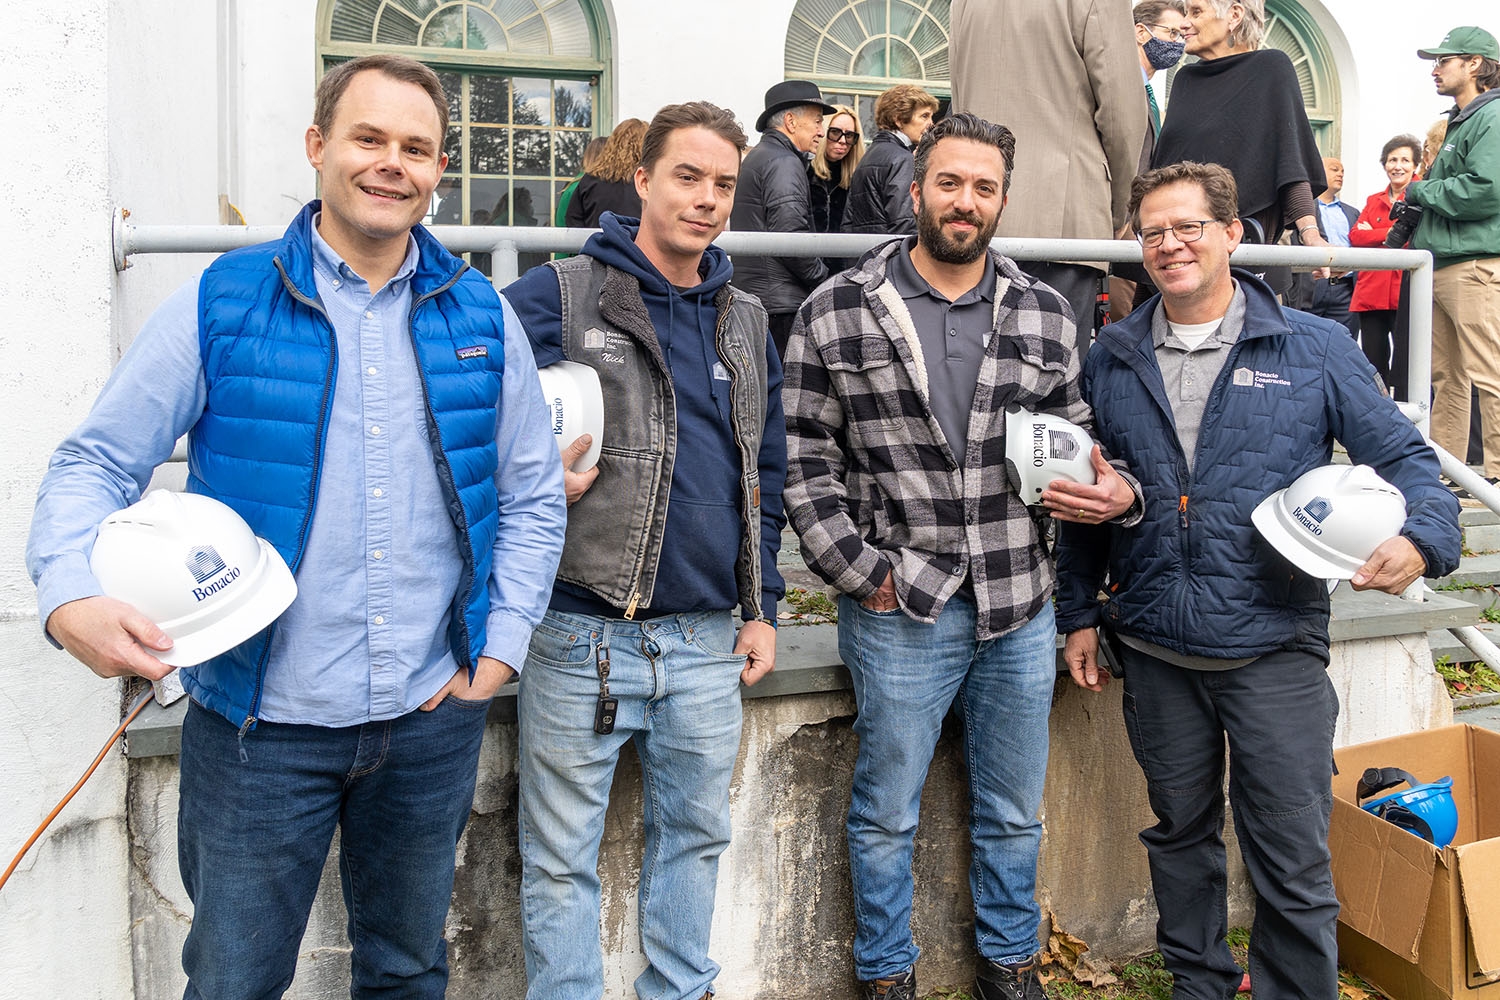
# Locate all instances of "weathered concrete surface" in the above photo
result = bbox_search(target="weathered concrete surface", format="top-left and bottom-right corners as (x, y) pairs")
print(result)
(118, 635), (1448, 999)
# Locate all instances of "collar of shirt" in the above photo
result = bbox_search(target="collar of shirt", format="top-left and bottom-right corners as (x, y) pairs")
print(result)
(1316, 199), (1352, 246)
(1152, 280), (1248, 352)
(308, 212), (420, 295)
(887, 236), (996, 307)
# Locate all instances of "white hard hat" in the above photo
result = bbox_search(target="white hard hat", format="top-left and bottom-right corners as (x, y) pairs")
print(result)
(89, 492), (298, 667)
(1004, 406), (1096, 505)
(537, 360), (604, 473)
(1251, 464), (1407, 580)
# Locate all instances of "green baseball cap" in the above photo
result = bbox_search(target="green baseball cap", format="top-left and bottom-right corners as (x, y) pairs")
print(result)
(1417, 26), (1500, 61)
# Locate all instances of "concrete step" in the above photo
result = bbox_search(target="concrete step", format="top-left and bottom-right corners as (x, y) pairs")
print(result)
(1428, 620), (1500, 664)
(1432, 552), (1500, 590)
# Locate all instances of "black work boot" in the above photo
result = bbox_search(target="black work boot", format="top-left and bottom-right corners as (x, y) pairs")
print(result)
(975, 955), (1048, 1000)
(859, 967), (917, 1000)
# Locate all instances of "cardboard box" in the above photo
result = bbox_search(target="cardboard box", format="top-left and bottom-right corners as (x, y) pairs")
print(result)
(1331, 724), (1500, 1000)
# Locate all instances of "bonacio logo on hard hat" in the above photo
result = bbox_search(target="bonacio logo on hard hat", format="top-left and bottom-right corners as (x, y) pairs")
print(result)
(1030, 422), (1083, 467)
(187, 545), (227, 583)
(186, 544), (242, 603)
(1291, 496), (1333, 536)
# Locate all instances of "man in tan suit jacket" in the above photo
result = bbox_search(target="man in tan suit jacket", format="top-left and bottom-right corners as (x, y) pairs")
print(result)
(951, 0), (1147, 356)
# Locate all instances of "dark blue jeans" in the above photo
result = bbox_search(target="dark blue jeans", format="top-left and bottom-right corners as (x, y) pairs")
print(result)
(177, 696), (490, 1000)
(1118, 646), (1340, 1000)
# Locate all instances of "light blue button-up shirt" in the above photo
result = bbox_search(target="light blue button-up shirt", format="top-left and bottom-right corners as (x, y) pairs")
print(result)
(1317, 198), (1352, 247)
(28, 217), (566, 726)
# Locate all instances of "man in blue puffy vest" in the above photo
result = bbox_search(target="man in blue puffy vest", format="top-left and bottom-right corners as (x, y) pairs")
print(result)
(26, 55), (566, 998)
(1055, 161), (1460, 1000)
(503, 101), (786, 1000)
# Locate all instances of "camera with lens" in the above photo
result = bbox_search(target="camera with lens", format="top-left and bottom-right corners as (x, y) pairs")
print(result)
(1385, 200), (1425, 248)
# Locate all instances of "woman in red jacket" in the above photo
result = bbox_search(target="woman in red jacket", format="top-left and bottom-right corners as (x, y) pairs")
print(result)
(1350, 133), (1422, 399)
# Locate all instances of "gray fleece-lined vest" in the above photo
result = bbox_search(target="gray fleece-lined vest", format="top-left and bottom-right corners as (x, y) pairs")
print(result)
(548, 255), (772, 619)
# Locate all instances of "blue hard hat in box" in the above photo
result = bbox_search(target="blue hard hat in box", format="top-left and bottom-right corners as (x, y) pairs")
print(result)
(1357, 767), (1458, 848)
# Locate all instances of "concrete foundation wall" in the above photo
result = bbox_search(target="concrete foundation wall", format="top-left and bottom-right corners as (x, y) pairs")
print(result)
(120, 631), (1450, 999)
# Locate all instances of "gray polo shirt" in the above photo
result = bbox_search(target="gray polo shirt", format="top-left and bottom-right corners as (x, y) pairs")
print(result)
(1119, 282), (1257, 672)
(1152, 283), (1247, 476)
(886, 238), (997, 458)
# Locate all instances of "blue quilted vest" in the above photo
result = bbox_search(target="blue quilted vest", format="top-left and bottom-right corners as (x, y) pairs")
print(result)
(182, 202), (505, 730)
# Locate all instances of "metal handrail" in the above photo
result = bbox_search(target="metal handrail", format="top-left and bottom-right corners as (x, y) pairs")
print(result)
(115, 213), (1497, 670)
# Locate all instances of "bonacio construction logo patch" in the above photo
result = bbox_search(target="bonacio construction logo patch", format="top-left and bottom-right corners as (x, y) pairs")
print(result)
(1232, 366), (1291, 388)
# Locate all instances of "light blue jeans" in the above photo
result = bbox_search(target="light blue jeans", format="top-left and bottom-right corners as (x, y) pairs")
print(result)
(838, 593), (1056, 980)
(517, 609), (745, 1000)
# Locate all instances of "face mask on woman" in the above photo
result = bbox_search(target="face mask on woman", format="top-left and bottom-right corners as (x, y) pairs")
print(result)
(1144, 36), (1187, 70)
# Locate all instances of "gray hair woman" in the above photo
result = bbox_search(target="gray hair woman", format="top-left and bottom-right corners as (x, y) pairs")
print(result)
(1152, 0), (1330, 293)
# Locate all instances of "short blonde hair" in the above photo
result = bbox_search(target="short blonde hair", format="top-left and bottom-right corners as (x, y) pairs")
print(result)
(811, 105), (864, 188)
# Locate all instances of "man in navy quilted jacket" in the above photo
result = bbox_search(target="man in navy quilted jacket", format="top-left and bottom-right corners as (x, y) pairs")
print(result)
(27, 55), (566, 998)
(1055, 161), (1460, 1000)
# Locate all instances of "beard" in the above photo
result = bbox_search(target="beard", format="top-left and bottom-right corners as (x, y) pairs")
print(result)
(917, 203), (999, 265)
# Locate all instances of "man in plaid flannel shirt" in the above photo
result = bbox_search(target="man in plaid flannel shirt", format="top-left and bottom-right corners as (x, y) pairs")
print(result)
(783, 113), (1141, 1000)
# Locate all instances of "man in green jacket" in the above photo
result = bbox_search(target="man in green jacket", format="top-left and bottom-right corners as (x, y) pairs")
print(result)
(1407, 26), (1500, 473)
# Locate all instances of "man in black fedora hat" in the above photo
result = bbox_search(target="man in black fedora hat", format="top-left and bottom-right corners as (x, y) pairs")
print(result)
(732, 80), (838, 357)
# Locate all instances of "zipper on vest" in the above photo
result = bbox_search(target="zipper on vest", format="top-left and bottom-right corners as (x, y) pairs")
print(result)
(406, 265), (480, 669)
(261, 258), (341, 729)
(624, 591), (641, 620)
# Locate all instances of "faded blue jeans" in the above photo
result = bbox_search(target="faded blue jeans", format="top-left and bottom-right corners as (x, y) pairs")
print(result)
(517, 609), (745, 1000)
(177, 695), (490, 1000)
(838, 593), (1056, 980)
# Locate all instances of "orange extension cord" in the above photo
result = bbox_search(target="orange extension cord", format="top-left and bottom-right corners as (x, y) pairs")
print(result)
(0, 691), (153, 893)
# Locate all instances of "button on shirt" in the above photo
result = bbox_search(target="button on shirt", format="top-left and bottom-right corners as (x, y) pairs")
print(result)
(887, 237), (997, 459)
(263, 222), (462, 724)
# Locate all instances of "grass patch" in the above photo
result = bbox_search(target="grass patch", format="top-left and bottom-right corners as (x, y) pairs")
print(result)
(782, 586), (838, 623)
(1435, 654), (1500, 696)
(1010, 931), (1385, 1000)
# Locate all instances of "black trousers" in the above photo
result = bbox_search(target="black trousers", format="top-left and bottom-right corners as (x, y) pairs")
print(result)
(1018, 261), (1100, 359)
(1119, 644), (1340, 1000)
(768, 311), (797, 362)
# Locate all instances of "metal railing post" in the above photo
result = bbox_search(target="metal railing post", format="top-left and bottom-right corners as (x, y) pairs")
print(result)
(1407, 252), (1436, 436)
(493, 238), (519, 287)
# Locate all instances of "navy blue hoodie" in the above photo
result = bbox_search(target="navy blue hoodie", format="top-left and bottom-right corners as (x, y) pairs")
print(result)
(503, 213), (787, 620)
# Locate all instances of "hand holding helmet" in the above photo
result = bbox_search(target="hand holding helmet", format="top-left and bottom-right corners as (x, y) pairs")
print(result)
(1003, 407), (1135, 523)
(1252, 464), (1425, 593)
(59, 492), (298, 684)
(46, 595), (177, 682)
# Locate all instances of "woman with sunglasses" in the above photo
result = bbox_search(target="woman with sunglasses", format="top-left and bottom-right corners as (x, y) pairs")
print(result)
(808, 105), (863, 237)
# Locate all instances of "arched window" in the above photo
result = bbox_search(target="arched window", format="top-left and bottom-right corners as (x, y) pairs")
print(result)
(1165, 1), (1341, 153)
(784, 0), (951, 137)
(318, 0), (612, 273)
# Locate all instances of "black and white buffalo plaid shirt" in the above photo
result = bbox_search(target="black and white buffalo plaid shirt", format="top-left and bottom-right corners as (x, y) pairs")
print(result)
(784, 240), (1134, 640)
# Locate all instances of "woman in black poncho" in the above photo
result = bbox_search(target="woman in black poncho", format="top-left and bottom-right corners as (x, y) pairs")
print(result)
(1152, 0), (1329, 294)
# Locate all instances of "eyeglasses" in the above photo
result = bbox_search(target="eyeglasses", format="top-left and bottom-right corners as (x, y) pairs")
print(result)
(1143, 22), (1186, 42)
(825, 126), (860, 145)
(1431, 54), (1471, 68)
(1137, 219), (1219, 247)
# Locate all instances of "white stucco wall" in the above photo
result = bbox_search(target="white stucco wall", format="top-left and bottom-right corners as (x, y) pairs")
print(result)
(0, 6), (135, 1000)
